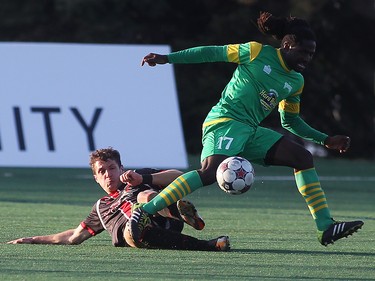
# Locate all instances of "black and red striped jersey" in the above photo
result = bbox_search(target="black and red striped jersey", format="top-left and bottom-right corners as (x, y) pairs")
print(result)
(81, 168), (164, 247)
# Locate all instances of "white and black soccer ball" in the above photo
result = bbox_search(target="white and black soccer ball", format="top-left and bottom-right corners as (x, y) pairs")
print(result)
(216, 156), (255, 195)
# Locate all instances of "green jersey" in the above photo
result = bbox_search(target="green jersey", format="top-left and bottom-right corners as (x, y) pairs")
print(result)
(168, 42), (328, 145)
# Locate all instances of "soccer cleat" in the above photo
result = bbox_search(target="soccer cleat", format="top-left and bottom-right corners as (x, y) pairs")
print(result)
(177, 200), (205, 230)
(318, 220), (364, 246)
(208, 236), (231, 251)
(129, 203), (151, 248)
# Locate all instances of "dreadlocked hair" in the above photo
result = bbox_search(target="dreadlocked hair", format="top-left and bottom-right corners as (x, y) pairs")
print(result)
(257, 11), (316, 46)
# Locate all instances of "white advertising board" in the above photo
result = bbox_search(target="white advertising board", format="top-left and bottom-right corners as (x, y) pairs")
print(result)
(0, 43), (188, 168)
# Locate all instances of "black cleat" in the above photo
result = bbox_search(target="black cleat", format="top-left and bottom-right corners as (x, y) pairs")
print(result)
(318, 220), (364, 246)
(129, 203), (151, 248)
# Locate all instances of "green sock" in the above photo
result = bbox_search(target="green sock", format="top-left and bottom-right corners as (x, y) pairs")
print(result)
(142, 170), (203, 215)
(294, 168), (332, 231)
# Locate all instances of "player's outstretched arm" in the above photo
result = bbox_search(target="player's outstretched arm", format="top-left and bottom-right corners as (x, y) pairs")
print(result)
(324, 135), (351, 153)
(120, 169), (183, 187)
(141, 53), (168, 66)
(7, 225), (92, 245)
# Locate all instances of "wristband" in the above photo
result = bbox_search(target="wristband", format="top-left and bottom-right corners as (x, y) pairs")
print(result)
(142, 174), (153, 185)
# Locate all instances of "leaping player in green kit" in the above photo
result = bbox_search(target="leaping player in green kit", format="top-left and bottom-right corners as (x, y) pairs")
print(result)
(130, 11), (364, 247)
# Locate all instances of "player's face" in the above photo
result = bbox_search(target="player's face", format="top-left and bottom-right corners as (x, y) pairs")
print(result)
(283, 39), (316, 73)
(93, 159), (123, 194)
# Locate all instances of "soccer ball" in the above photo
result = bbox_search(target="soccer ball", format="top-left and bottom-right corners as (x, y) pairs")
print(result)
(216, 156), (254, 195)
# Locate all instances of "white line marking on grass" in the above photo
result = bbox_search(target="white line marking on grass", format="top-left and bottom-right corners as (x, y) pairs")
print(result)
(257, 176), (375, 181)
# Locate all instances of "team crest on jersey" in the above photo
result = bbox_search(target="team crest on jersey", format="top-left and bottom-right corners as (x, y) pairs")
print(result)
(259, 89), (278, 111)
(263, 65), (272, 74)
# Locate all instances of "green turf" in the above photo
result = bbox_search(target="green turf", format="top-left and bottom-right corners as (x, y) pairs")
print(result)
(1, 158), (374, 281)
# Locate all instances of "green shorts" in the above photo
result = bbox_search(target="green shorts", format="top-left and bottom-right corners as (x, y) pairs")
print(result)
(201, 119), (282, 166)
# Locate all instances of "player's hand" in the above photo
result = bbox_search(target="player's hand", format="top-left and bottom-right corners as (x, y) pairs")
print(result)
(141, 53), (168, 66)
(120, 170), (142, 186)
(324, 135), (351, 153)
(7, 237), (34, 244)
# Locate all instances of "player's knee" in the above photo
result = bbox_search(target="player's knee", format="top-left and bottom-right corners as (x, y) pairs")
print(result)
(198, 167), (217, 186)
(137, 190), (158, 203)
(294, 148), (314, 170)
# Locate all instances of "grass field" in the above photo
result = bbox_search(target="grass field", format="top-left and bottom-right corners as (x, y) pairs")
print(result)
(1, 158), (374, 281)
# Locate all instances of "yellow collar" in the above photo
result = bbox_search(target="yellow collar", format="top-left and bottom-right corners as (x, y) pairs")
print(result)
(277, 49), (291, 72)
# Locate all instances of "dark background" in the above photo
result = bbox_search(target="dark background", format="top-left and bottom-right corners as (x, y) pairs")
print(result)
(1, 0), (374, 158)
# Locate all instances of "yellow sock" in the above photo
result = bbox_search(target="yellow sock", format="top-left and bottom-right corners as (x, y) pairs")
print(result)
(295, 168), (332, 231)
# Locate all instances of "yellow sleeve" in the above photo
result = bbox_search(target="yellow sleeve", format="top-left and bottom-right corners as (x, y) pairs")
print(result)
(226, 41), (263, 64)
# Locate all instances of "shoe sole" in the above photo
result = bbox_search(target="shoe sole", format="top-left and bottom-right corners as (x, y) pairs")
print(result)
(177, 200), (205, 230)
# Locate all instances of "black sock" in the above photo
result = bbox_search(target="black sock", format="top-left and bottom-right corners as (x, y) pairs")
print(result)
(142, 226), (214, 251)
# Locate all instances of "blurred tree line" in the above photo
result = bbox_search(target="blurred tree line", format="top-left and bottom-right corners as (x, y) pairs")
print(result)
(1, 0), (374, 158)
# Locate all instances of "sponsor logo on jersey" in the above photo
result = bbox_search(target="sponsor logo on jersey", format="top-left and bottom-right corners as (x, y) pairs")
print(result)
(259, 89), (278, 111)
